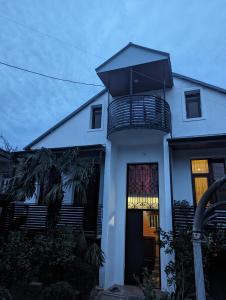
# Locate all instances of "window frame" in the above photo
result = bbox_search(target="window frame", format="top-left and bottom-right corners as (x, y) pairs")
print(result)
(182, 87), (205, 122)
(190, 158), (226, 206)
(90, 104), (103, 130)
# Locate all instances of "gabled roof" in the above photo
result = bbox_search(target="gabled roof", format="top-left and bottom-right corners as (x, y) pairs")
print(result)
(96, 42), (173, 96)
(25, 45), (226, 150)
(173, 73), (226, 95)
(96, 42), (170, 73)
(24, 89), (107, 150)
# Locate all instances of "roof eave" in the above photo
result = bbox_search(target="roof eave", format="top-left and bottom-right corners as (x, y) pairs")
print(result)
(24, 89), (107, 150)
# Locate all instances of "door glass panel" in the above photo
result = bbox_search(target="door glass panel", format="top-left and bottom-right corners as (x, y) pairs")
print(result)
(195, 177), (208, 203)
(143, 211), (159, 238)
(191, 160), (209, 174)
(143, 210), (160, 287)
(127, 164), (159, 209)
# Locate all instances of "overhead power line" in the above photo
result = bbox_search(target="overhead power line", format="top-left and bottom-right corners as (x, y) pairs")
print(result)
(0, 60), (104, 87)
(0, 13), (104, 60)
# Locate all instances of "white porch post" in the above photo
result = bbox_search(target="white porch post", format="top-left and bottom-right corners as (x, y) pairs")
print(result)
(161, 134), (173, 291)
(99, 142), (116, 288)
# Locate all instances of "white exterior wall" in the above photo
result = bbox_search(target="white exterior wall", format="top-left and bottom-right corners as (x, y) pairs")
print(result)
(167, 78), (226, 137)
(100, 138), (172, 290)
(29, 73), (226, 291)
(32, 92), (108, 149)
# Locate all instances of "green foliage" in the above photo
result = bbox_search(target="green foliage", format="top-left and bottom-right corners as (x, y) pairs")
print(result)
(0, 231), (33, 288)
(7, 148), (95, 233)
(85, 242), (105, 268)
(159, 199), (226, 300)
(160, 229), (195, 300)
(0, 286), (12, 300)
(42, 281), (79, 300)
(0, 229), (104, 297)
(134, 268), (156, 300)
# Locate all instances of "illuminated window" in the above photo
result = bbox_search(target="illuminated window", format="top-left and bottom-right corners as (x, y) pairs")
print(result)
(194, 177), (208, 203)
(191, 160), (209, 174)
(191, 159), (225, 205)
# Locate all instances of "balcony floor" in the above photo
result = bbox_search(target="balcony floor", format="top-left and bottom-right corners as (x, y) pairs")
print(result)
(109, 128), (167, 145)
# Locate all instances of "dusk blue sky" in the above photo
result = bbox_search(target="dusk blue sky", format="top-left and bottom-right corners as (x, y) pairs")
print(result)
(0, 0), (226, 149)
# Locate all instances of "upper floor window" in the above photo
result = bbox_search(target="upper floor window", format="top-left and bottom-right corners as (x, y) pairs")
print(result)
(91, 105), (102, 129)
(185, 89), (202, 119)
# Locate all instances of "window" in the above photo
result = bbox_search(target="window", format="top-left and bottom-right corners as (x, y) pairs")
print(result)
(91, 106), (102, 129)
(185, 89), (202, 119)
(191, 159), (225, 205)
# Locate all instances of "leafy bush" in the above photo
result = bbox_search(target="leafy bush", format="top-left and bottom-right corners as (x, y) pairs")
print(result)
(160, 229), (195, 299)
(134, 267), (156, 300)
(42, 281), (79, 300)
(0, 229), (104, 297)
(0, 286), (12, 300)
(31, 229), (104, 290)
(0, 231), (33, 288)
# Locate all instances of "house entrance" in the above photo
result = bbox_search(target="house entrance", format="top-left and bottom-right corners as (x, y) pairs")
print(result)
(125, 164), (160, 287)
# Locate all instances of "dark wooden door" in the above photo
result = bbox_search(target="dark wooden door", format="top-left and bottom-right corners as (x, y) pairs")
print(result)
(125, 210), (143, 284)
(125, 164), (160, 286)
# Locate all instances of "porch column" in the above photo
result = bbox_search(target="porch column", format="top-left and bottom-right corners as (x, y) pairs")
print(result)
(99, 141), (117, 288)
(161, 134), (174, 291)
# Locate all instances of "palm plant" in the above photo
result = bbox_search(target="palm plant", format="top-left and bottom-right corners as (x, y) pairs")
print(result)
(7, 147), (95, 234)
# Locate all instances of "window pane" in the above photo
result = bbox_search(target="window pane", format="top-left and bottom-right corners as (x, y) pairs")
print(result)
(194, 177), (208, 203)
(191, 160), (209, 174)
(211, 162), (225, 180)
(92, 107), (102, 129)
(185, 90), (201, 118)
(143, 211), (159, 238)
(127, 164), (159, 209)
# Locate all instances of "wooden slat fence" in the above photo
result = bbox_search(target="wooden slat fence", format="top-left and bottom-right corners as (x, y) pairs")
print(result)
(174, 203), (226, 233)
(2, 202), (101, 236)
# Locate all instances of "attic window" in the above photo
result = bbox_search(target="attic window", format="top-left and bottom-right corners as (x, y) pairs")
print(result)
(91, 105), (102, 129)
(185, 89), (202, 119)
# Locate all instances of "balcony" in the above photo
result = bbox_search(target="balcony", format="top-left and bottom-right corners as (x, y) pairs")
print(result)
(107, 95), (171, 138)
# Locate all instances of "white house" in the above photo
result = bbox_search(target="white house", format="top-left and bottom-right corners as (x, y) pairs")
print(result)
(25, 43), (226, 291)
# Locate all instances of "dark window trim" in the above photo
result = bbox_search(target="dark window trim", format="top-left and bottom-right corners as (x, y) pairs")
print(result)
(185, 89), (202, 119)
(190, 158), (226, 206)
(91, 105), (102, 129)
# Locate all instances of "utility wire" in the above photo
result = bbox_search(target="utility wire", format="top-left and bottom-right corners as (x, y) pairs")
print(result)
(0, 13), (104, 60)
(0, 60), (104, 87)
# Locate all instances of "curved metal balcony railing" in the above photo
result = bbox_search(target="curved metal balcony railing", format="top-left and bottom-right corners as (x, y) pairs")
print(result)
(107, 95), (171, 137)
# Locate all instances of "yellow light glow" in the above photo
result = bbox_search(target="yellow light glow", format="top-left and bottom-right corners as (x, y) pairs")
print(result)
(127, 197), (159, 209)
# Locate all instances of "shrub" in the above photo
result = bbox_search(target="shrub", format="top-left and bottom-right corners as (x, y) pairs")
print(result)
(134, 267), (157, 300)
(0, 231), (33, 288)
(31, 229), (104, 295)
(42, 281), (79, 300)
(0, 229), (104, 297)
(0, 286), (12, 300)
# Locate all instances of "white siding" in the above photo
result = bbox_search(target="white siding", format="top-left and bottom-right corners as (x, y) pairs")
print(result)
(31, 92), (108, 149)
(167, 77), (226, 138)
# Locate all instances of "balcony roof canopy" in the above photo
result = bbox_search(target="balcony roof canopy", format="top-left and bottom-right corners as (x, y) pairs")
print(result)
(96, 43), (173, 97)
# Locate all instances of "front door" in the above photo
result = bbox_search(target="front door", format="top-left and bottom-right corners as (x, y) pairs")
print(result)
(125, 164), (160, 287)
